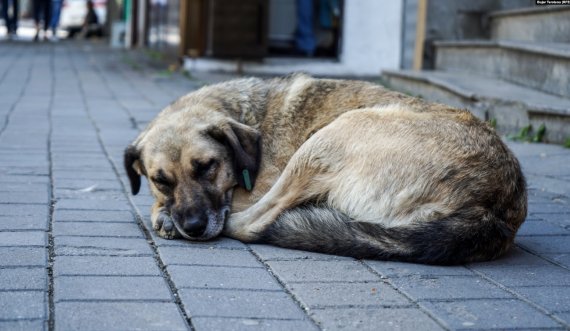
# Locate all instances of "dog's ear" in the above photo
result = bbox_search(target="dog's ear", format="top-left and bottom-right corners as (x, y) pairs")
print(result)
(124, 145), (143, 195)
(210, 121), (261, 191)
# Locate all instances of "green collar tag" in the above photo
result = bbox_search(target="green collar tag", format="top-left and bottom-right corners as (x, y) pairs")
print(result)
(242, 169), (252, 191)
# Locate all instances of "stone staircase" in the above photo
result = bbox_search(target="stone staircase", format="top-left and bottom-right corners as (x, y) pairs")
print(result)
(383, 6), (570, 143)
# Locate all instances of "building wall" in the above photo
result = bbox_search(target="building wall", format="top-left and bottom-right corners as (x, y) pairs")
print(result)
(401, 0), (419, 70)
(185, 0), (405, 76)
(341, 0), (404, 75)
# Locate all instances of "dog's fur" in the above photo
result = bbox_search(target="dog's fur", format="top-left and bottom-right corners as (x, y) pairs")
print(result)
(124, 73), (527, 265)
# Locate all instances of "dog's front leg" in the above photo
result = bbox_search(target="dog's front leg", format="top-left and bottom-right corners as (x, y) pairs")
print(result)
(224, 163), (318, 242)
(151, 202), (181, 239)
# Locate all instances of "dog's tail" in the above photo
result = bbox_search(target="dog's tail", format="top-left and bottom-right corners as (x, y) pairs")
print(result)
(257, 205), (517, 265)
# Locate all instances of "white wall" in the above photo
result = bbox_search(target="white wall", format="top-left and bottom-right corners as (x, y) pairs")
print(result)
(341, 0), (404, 75)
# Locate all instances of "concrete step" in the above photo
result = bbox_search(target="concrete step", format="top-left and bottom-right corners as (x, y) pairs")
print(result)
(490, 7), (570, 43)
(435, 40), (570, 98)
(381, 69), (570, 143)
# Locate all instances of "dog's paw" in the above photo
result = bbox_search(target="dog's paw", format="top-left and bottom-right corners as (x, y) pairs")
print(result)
(152, 210), (167, 231)
(154, 212), (180, 240)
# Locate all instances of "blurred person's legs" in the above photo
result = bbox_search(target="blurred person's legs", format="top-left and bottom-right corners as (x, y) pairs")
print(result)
(295, 0), (316, 56)
(33, 0), (51, 41)
(50, 0), (62, 40)
(1, 0), (8, 35)
(2, 0), (19, 38)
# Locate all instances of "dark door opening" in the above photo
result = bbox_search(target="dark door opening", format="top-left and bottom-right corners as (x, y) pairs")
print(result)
(268, 0), (342, 58)
(179, 0), (342, 60)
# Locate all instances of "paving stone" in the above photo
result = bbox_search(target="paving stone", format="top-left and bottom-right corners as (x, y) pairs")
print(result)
(53, 221), (143, 237)
(0, 183), (48, 193)
(52, 159), (112, 169)
(517, 220), (570, 236)
(167, 265), (281, 290)
(250, 244), (352, 261)
(0, 267), (47, 290)
(55, 236), (153, 256)
(422, 299), (560, 329)
(179, 289), (305, 319)
(53, 209), (134, 222)
(555, 312), (570, 324)
(55, 198), (131, 211)
(311, 307), (443, 331)
(0, 215), (48, 231)
(513, 286), (570, 313)
(0, 204), (48, 217)
(0, 168), (49, 176)
(0, 291), (46, 320)
(52, 169), (118, 180)
(266, 260), (378, 283)
(365, 260), (473, 278)
(0, 176), (49, 185)
(470, 246), (551, 267)
(532, 213), (570, 227)
(55, 276), (172, 301)
(545, 253), (570, 268)
(191, 317), (318, 331)
(389, 275), (512, 300)
(152, 234), (247, 250)
(287, 282), (410, 308)
(131, 194), (155, 207)
(55, 189), (124, 200)
(472, 263), (570, 286)
(528, 203), (570, 215)
(0, 320), (46, 331)
(0, 247), (47, 267)
(0, 192), (48, 204)
(55, 256), (161, 276)
(53, 179), (122, 191)
(516, 235), (570, 254)
(158, 246), (262, 267)
(0, 231), (46, 247)
(55, 302), (187, 330)
(56, 191), (127, 201)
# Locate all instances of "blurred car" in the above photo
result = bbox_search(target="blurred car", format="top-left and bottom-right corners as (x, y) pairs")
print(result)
(59, 0), (106, 36)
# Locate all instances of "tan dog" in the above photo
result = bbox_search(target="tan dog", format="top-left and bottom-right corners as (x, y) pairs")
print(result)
(124, 74), (527, 264)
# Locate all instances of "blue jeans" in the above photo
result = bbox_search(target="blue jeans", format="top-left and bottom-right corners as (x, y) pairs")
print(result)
(50, 0), (62, 30)
(295, 0), (316, 56)
(1, 0), (19, 33)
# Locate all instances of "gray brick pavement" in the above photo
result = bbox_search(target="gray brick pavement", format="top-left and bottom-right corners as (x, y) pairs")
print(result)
(422, 299), (562, 329)
(0, 41), (569, 330)
(54, 276), (173, 301)
(55, 302), (187, 331)
(312, 307), (444, 331)
(178, 288), (308, 319)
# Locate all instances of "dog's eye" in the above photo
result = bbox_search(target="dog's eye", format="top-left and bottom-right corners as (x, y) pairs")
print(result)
(194, 159), (218, 177)
(152, 172), (173, 189)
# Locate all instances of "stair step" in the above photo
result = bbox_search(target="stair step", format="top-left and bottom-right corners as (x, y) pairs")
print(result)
(382, 70), (570, 143)
(435, 40), (570, 98)
(490, 7), (570, 42)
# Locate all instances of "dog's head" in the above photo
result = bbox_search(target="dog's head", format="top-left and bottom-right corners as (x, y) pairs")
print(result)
(124, 109), (261, 240)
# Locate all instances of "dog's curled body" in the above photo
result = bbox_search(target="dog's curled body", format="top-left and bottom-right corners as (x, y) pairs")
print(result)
(125, 73), (527, 265)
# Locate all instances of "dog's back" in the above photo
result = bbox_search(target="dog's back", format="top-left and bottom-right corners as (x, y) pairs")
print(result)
(255, 104), (527, 265)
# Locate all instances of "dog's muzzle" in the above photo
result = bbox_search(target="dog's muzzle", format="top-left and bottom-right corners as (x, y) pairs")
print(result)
(172, 190), (233, 241)
(182, 215), (208, 237)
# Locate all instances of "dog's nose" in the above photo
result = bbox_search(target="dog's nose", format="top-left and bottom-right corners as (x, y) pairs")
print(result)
(182, 214), (208, 237)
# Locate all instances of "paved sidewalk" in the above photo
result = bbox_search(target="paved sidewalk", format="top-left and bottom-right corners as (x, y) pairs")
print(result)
(0, 41), (569, 331)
